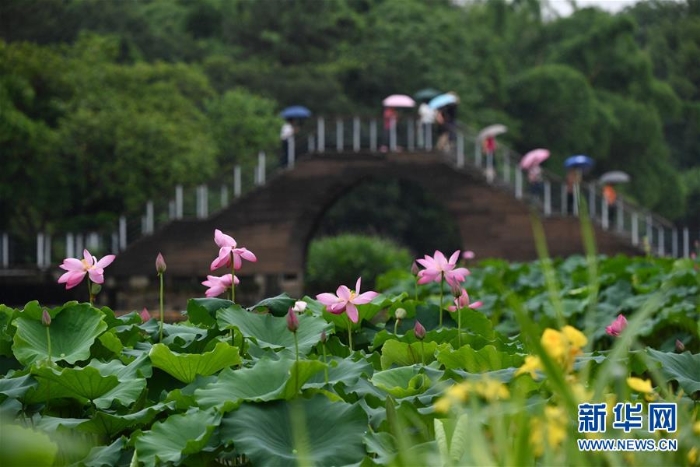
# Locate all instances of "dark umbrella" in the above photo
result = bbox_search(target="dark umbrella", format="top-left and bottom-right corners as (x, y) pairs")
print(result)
(564, 155), (594, 172)
(414, 88), (442, 102)
(280, 106), (312, 119)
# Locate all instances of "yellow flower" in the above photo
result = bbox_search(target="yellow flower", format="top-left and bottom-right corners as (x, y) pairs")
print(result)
(434, 397), (452, 414)
(541, 328), (567, 362)
(529, 406), (568, 457)
(562, 325), (587, 349)
(446, 383), (469, 402)
(472, 378), (510, 401)
(627, 377), (654, 394)
(569, 380), (593, 403)
(689, 447), (698, 465)
(693, 421), (700, 435)
(516, 355), (542, 378)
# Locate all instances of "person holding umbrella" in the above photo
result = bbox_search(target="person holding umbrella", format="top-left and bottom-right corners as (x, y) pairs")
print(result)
(599, 171), (630, 224)
(564, 155), (594, 215)
(279, 106), (312, 167)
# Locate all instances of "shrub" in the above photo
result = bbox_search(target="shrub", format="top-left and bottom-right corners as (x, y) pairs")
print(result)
(305, 234), (412, 294)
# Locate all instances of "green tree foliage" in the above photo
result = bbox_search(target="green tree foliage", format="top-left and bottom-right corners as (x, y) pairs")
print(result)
(305, 234), (412, 294)
(1, 0), (699, 236)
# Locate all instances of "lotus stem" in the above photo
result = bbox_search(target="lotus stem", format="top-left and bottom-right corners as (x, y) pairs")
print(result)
(230, 252), (235, 303)
(438, 273), (444, 327)
(159, 272), (164, 342)
(347, 315), (353, 351)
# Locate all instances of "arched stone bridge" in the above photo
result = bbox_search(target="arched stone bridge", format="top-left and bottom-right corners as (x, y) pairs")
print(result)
(110, 149), (639, 310)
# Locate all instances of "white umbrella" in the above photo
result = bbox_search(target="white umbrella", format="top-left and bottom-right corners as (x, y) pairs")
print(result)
(478, 124), (507, 140)
(599, 171), (631, 184)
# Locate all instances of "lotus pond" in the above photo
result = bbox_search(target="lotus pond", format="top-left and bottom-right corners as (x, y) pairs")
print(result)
(1, 247), (699, 466)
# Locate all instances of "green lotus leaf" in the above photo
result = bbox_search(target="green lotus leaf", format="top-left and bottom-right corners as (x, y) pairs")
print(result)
(220, 395), (367, 467)
(304, 356), (373, 388)
(149, 341), (241, 384)
(370, 366), (432, 398)
(186, 297), (233, 326)
(0, 373), (37, 399)
(217, 306), (331, 355)
(380, 339), (439, 369)
(76, 436), (128, 467)
(194, 358), (326, 410)
(251, 293), (296, 317)
(26, 358), (147, 408)
(134, 408), (221, 467)
(646, 348), (700, 395)
(12, 303), (107, 365)
(78, 403), (173, 437)
(436, 344), (523, 372)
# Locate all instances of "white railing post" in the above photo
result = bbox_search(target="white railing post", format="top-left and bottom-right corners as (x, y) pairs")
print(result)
(146, 200), (154, 234)
(646, 214), (653, 248)
(456, 133), (464, 168)
(119, 216), (127, 250)
(683, 227), (689, 257)
(632, 213), (639, 246)
(515, 168), (523, 199)
(658, 227), (665, 256)
(336, 118), (343, 151)
(36, 233), (44, 268)
(318, 117), (325, 152)
(287, 136), (295, 168)
(66, 232), (75, 259)
(672, 228), (678, 258)
(602, 198), (609, 230)
(616, 200), (624, 232)
(370, 119), (377, 152)
(258, 151), (267, 182)
(407, 118), (414, 151)
(544, 181), (552, 216)
(234, 165), (241, 198)
(353, 117), (360, 152)
(176, 185), (183, 220)
(196, 185), (208, 218)
(1, 232), (8, 267)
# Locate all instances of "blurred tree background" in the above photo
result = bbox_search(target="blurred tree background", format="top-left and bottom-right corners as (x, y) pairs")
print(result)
(1, 0), (699, 251)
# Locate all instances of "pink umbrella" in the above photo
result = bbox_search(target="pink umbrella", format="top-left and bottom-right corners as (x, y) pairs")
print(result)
(382, 94), (416, 108)
(520, 148), (550, 170)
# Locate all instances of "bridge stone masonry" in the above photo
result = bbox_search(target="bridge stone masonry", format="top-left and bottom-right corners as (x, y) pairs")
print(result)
(2, 116), (688, 310)
(109, 148), (640, 312)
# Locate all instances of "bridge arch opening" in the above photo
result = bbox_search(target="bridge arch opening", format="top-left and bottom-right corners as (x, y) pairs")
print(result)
(303, 177), (461, 293)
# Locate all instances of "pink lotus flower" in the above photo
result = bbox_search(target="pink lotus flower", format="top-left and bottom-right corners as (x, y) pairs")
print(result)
(416, 250), (470, 287)
(210, 229), (257, 271)
(316, 277), (378, 323)
(606, 314), (627, 337)
(202, 273), (240, 298)
(58, 249), (116, 289)
(447, 288), (483, 312)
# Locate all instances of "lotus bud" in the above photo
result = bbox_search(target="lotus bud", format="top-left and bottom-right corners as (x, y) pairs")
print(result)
(395, 308), (407, 320)
(450, 282), (462, 298)
(676, 339), (685, 353)
(411, 261), (420, 275)
(140, 307), (151, 323)
(156, 253), (167, 275)
(414, 320), (426, 340)
(292, 300), (307, 313)
(41, 309), (51, 327)
(286, 308), (299, 333)
(462, 250), (475, 260)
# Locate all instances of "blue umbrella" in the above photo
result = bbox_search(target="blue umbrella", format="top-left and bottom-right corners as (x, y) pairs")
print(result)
(564, 155), (594, 171)
(280, 106), (312, 119)
(428, 93), (458, 110)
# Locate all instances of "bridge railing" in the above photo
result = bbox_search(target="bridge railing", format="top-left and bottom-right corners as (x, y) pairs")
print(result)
(2, 115), (698, 270)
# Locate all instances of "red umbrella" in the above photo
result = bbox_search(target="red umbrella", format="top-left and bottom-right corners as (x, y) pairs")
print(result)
(520, 148), (550, 170)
